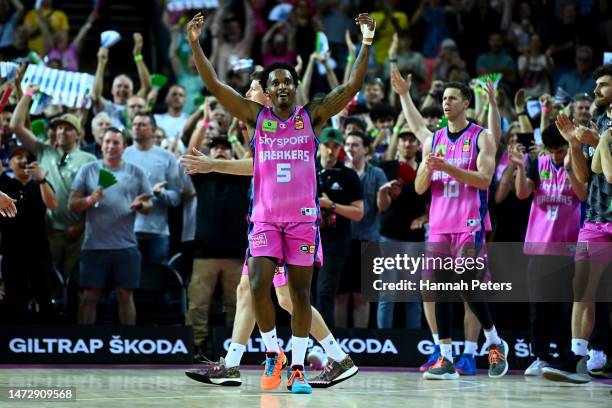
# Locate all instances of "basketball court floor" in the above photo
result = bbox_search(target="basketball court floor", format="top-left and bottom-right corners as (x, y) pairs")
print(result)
(1, 366), (610, 407)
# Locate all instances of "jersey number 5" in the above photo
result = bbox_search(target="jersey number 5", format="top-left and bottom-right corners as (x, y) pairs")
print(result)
(277, 163), (291, 183)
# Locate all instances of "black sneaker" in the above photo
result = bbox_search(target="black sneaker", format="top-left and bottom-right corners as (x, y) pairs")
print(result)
(423, 356), (459, 380)
(185, 357), (242, 386)
(542, 353), (591, 384)
(310, 355), (359, 388)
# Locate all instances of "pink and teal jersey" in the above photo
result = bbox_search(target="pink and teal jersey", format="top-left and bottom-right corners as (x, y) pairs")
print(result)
(250, 105), (319, 223)
(524, 155), (581, 255)
(429, 123), (492, 238)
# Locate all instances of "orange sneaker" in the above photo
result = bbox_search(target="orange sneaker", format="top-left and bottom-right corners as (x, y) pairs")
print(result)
(260, 351), (287, 390)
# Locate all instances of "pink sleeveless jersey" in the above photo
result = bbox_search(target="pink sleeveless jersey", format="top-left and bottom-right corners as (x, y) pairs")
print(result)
(524, 155), (581, 255)
(250, 106), (319, 223)
(429, 123), (492, 236)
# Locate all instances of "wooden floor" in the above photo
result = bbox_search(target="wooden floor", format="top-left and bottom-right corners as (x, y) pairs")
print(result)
(0, 367), (610, 407)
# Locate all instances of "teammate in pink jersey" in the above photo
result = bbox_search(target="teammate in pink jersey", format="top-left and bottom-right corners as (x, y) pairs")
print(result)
(391, 68), (502, 376)
(397, 72), (508, 379)
(184, 12), (375, 393)
(183, 73), (358, 389)
(510, 125), (586, 376)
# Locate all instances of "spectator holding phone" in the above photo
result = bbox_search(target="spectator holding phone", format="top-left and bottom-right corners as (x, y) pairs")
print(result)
(0, 145), (57, 323)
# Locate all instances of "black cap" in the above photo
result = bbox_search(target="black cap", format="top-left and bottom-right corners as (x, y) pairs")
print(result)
(209, 136), (232, 149)
(8, 144), (32, 159)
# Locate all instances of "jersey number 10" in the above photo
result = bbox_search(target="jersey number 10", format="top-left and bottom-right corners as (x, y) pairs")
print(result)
(443, 180), (460, 198)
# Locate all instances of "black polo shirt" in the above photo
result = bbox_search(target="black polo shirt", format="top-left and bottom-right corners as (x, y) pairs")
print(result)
(317, 160), (363, 255)
(191, 172), (252, 259)
(379, 159), (429, 242)
(0, 173), (50, 253)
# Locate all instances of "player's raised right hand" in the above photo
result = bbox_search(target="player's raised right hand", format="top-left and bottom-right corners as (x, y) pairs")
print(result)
(187, 13), (204, 44)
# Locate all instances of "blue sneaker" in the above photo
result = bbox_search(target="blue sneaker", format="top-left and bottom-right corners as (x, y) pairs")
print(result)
(455, 353), (477, 376)
(420, 345), (441, 372)
(287, 365), (312, 394)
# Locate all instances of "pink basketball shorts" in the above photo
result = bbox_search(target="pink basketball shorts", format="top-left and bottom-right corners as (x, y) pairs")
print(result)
(575, 221), (612, 265)
(422, 231), (490, 281)
(247, 221), (321, 267)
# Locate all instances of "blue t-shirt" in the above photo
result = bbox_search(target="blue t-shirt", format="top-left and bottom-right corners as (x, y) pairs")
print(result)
(71, 160), (152, 250)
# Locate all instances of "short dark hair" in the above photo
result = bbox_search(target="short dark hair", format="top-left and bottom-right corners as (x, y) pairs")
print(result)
(260, 62), (299, 92)
(444, 81), (472, 103)
(133, 112), (157, 129)
(103, 126), (128, 145)
(365, 77), (385, 92)
(369, 102), (394, 122)
(421, 105), (443, 118)
(346, 130), (371, 149)
(250, 69), (263, 83)
(541, 125), (567, 149)
(594, 64), (612, 80)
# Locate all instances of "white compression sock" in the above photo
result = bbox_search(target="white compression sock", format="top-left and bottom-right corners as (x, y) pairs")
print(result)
(571, 338), (588, 356)
(432, 333), (440, 345)
(464, 341), (478, 356)
(291, 336), (309, 367)
(440, 343), (453, 363)
(224, 342), (246, 368)
(260, 328), (281, 353)
(484, 326), (501, 346)
(320, 333), (347, 362)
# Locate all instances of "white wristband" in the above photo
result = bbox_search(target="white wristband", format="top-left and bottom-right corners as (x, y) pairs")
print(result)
(360, 22), (375, 45)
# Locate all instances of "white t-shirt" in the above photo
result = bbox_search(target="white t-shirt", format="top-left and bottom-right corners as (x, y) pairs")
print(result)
(154, 112), (189, 140)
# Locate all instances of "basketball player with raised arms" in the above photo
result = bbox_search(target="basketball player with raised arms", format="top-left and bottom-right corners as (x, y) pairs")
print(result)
(185, 12), (375, 393)
(390, 68), (500, 376)
(395, 68), (509, 379)
(183, 72), (358, 389)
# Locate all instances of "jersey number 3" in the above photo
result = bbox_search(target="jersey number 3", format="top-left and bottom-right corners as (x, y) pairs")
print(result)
(277, 163), (291, 183)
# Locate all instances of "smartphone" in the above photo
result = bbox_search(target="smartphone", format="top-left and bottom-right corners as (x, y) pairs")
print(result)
(516, 132), (535, 147)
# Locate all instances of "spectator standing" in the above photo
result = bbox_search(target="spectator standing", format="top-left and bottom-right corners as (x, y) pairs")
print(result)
(92, 35), (152, 128)
(556, 46), (596, 97)
(476, 32), (516, 84)
(377, 128), (428, 329)
(0, 145), (56, 323)
(83, 112), (112, 159)
(10, 86), (96, 280)
(0, 0), (24, 50)
(336, 131), (388, 328)
(187, 136), (250, 356)
(315, 128), (364, 329)
(154, 84), (189, 142)
(69, 127), (152, 325)
(23, 0), (68, 56)
(123, 112), (182, 263)
(517, 34), (554, 98)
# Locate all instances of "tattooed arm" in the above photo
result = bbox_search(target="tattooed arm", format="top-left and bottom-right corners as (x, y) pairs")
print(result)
(306, 14), (375, 134)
